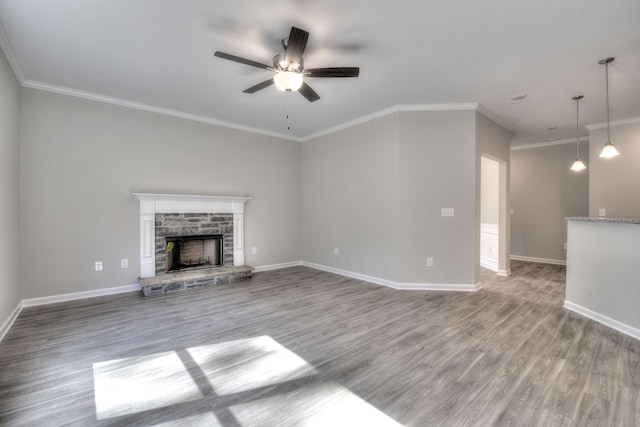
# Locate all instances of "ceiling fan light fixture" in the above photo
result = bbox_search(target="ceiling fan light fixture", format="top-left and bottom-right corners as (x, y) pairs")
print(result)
(274, 71), (303, 92)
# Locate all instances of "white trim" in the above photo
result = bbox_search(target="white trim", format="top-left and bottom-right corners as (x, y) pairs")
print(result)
(585, 116), (640, 130)
(21, 284), (141, 308)
(0, 22), (24, 83)
(133, 193), (251, 277)
(510, 255), (566, 266)
(253, 261), (303, 272)
(21, 80), (301, 142)
(15, 78), (514, 144)
(301, 103), (481, 142)
(511, 136), (589, 151)
(476, 104), (514, 132)
(563, 300), (640, 341)
(496, 269), (511, 277)
(1, 284), (141, 342)
(480, 223), (499, 272)
(480, 256), (499, 272)
(302, 261), (479, 292)
(0, 301), (24, 343)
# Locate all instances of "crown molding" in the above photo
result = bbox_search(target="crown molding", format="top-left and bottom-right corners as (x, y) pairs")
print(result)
(301, 102), (496, 142)
(21, 80), (302, 142)
(511, 136), (589, 151)
(476, 104), (514, 132)
(585, 116), (640, 130)
(20, 78), (513, 143)
(0, 21), (24, 84)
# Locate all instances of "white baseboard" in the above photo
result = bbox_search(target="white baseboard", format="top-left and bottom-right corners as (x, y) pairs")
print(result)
(252, 261), (303, 272)
(496, 269), (511, 277)
(21, 283), (141, 308)
(563, 300), (640, 341)
(510, 255), (566, 266)
(480, 256), (499, 272)
(302, 261), (479, 292)
(0, 301), (24, 343)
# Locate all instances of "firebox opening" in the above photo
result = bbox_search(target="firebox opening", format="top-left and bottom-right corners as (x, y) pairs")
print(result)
(165, 234), (223, 273)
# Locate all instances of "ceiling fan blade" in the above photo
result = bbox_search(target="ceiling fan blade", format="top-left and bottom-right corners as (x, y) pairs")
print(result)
(306, 67), (360, 78)
(214, 51), (271, 70)
(243, 79), (275, 94)
(299, 82), (320, 102)
(284, 27), (309, 66)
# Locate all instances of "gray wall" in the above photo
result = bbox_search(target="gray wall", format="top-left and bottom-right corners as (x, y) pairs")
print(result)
(300, 114), (400, 281)
(397, 111), (477, 284)
(566, 220), (640, 332)
(301, 110), (504, 286)
(510, 142), (589, 261)
(19, 89), (301, 298)
(0, 47), (20, 328)
(589, 122), (640, 218)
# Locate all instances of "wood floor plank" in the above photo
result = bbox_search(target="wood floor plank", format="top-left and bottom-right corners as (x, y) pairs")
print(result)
(1, 261), (639, 426)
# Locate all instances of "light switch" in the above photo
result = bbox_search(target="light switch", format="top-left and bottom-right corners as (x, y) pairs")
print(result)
(441, 208), (455, 217)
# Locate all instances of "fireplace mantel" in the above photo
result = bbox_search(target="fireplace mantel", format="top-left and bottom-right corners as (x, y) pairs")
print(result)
(133, 193), (251, 278)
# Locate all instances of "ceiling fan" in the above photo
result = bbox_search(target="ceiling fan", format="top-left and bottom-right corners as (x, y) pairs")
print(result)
(214, 26), (359, 102)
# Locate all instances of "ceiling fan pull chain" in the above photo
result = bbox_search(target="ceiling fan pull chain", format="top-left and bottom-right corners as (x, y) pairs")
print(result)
(286, 91), (291, 130)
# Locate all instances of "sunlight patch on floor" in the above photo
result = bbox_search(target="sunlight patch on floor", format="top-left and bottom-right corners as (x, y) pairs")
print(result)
(147, 411), (223, 426)
(187, 335), (318, 395)
(92, 336), (400, 425)
(229, 382), (403, 426)
(93, 352), (203, 420)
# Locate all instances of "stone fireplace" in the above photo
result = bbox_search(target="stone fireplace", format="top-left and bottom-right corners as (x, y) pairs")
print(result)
(133, 193), (252, 295)
(155, 213), (234, 274)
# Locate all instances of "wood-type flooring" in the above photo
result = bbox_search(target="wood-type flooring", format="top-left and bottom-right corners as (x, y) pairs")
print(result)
(1, 261), (639, 426)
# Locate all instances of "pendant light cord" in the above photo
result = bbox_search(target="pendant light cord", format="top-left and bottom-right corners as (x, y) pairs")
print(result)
(576, 97), (580, 158)
(605, 61), (611, 143)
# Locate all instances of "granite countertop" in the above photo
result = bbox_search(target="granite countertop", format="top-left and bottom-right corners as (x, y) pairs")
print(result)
(566, 217), (640, 224)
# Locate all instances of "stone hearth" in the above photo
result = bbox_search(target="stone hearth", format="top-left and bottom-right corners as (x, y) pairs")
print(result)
(139, 265), (253, 296)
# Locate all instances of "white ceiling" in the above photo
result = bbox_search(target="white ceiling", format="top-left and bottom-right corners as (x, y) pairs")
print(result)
(1, 0), (639, 145)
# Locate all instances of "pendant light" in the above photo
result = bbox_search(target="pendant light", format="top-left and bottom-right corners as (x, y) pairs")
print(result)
(570, 95), (586, 171)
(598, 57), (620, 158)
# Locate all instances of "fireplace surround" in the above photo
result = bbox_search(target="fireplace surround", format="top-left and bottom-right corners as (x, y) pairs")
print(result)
(133, 193), (252, 295)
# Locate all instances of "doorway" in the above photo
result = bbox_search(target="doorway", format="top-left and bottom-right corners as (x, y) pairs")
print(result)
(480, 155), (510, 276)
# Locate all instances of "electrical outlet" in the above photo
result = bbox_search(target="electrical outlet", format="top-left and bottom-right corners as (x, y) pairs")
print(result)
(251, 247), (258, 255)
(95, 261), (103, 272)
(334, 248), (339, 256)
(120, 259), (128, 269)
(510, 208), (515, 215)
(598, 208), (606, 217)
(427, 257), (434, 267)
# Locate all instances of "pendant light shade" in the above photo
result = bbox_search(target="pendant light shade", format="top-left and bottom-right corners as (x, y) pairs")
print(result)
(570, 159), (586, 171)
(598, 57), (620, 158)
(599, 143), (620, 158)
(570, 95), (586, 172)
